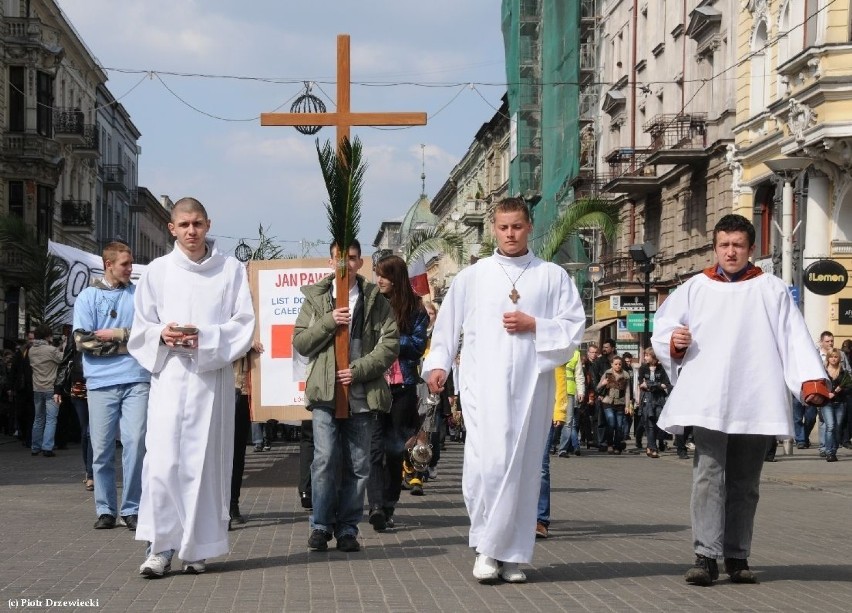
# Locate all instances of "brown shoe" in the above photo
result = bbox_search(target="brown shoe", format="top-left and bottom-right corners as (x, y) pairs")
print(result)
(535, 522), (549, 539)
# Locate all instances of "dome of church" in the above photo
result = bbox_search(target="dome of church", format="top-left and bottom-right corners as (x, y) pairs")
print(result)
(399, 192), (437, 241)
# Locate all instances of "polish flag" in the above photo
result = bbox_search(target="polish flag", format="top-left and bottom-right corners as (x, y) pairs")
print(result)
(408, 252), (432, 296)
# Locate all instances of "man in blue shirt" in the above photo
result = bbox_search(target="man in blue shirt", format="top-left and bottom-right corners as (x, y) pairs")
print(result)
(73, 242), (150, 531)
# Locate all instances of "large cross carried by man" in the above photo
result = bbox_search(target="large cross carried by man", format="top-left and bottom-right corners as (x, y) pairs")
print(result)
(261, 34), (427, 418)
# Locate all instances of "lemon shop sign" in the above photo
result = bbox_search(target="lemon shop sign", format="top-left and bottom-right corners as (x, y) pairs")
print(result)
(803, 259), (848, 296)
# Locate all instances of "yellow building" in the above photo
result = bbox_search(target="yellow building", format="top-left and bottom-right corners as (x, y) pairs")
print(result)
(734, 0), (852, 338)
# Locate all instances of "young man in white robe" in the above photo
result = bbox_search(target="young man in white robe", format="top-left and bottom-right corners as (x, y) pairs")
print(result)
(128, 197), (255, 577)
(651, 214), (829, 586)
(423, 197), (585, 583)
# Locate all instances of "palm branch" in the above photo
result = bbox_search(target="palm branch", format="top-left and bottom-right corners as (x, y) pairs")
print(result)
(538, 197), (621, 263)
(317, 136), (365, 274)
(404, 227), (466, 266)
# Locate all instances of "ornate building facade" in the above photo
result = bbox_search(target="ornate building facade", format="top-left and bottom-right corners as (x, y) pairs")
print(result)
(734, 0), (852, 338)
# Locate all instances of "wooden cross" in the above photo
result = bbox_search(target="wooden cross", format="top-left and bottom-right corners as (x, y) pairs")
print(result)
(260, 34), (427, 147)
(261, 34), (427, 419)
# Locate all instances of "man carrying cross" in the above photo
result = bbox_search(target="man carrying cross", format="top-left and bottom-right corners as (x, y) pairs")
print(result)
(423, 197), (586, 583)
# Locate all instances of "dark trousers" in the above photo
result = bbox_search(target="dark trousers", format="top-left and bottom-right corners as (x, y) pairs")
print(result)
(367, 385), (418, 509)
(230, 392), (251, 507)
(299, 419), (313, 497)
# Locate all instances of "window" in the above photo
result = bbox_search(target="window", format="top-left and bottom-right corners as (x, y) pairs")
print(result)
(644, 193), (662, 248)
(8, 66), (25, 132)
(749, 22), (769, 116)
(8, 181), (24, 217)
(804, 0), (819, 47)
(36, 71), (53, 137)
(753, 184), (777, 259)
(36, 185), (53, 244)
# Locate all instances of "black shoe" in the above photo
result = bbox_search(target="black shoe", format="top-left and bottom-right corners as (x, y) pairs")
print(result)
(685, 554), (719, 586)
(368, 507), (387, 532)
(383, 507), (395, 529)
(574, 448), (581, 456)
(796, 442), (807, 449)
(229, 504), (246, 525)
(262, 438), (271, 451)
(336, 534), (360, 552)
(557, 451), (569, 458)
(94, 514), (116, 529)
(678, 450), (690, 460)
(120, 514), (138, 531)
(819, 450), (827, 457)
(826, 453), (838, 462)
(724, 558), (757, 584)
(300, 492), (313, 510)
(253, 444), (264, 452)
(308, 529), (331, 551)
(31, 450), (41, 456)
(842, 441), (852, 450)
(42, 450), (55, 457)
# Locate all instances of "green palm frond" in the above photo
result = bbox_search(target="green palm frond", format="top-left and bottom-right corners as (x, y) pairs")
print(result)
(477, 235), (496, 258)
(404, 227), (466, 265)
(317, 136), (365, 261)
(539, 197), (621, 262)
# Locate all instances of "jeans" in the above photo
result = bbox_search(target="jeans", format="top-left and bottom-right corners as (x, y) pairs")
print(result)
(367, 386), (417, 510)
(310, 407), (372, 538)
(538, 423), (555, 525)
(603, 405), (625, 448)
(557, 395), (579, 453)
(691, 427), (771, 559)
(645, 400), (665, 451)
(71, 397), (93, 478)
(792, 398), (817, 445)
(31, 391), (59, 452)
(88, 382), (149, 518)
(822, 402), (846, 455)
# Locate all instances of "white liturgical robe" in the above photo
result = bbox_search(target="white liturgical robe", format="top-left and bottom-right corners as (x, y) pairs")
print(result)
(422, 250), (585, 563)
(128, 241), (255, 562)
(651, 271), (827, 437)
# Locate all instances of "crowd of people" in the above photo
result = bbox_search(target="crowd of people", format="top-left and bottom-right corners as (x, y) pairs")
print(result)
(3, 203), (846, 589)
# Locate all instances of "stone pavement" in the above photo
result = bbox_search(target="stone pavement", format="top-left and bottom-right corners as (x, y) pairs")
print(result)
(1, 434), (851, 613)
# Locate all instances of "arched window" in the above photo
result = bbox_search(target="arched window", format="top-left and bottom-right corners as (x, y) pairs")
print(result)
(750, 21), (769, 116)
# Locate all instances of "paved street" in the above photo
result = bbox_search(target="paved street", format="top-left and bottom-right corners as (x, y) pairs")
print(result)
(1, 433), (850, 612)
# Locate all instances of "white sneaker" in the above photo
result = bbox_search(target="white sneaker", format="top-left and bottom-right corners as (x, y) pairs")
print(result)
(182, 560), (206, 574)
(139, 551), (173, 577)
(686, 442), (696, 451)
(472, 554), (500, 583)
(427, 466), (438, 480)
(499, 562), (527, 583)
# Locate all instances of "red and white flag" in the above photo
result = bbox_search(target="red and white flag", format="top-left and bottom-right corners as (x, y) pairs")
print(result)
(408, 252), (433, 296)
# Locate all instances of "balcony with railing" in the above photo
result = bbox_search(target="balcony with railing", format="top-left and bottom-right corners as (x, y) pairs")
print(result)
(1, 245), (28, 278)
(601, 147), (660, 195)
(643, 113), (709, 165)
(571, 170), (617, 201)
(102, 164), (128, 193)
(460, 199), (488, 225)
(53, 109), (86, 144)
(597, 254), (633, 287)
(61, 200), (93, 229)
(72, 125), (99, 158)
(1, 133), (61, 161)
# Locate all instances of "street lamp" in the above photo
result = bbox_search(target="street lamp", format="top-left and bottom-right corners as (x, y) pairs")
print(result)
(764, 157), (812, 285)
(628, 241), (657, 350)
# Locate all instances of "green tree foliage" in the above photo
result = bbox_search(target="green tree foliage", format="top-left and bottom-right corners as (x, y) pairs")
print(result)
(0, 215), (69, 328)
(538, 197), (620, 263)
(403, 226), (466, 266)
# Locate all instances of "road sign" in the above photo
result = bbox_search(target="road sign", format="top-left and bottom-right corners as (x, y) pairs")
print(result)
(626, 312), (654, 332)
(611, 294), (658, 312)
